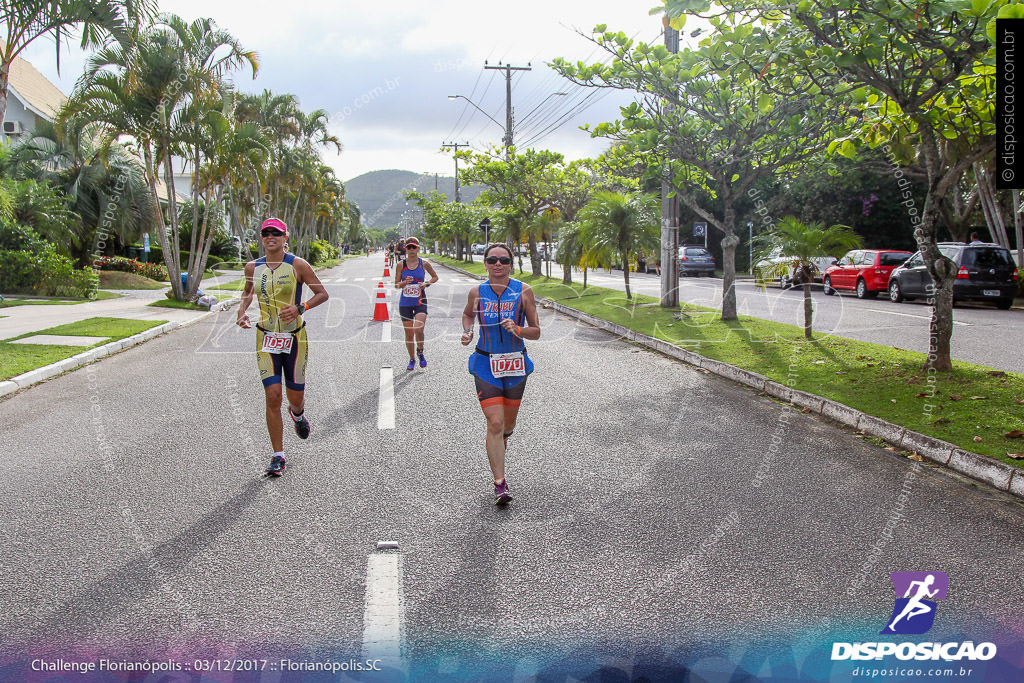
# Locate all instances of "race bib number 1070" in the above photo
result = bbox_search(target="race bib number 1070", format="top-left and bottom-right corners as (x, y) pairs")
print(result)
(490, 352), (525, 378)
(261, 331), (294, 355)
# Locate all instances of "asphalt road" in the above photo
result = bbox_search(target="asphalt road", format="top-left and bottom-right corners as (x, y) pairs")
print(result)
(1, 254), (1022, 681)
(532, 263), (1024, 374)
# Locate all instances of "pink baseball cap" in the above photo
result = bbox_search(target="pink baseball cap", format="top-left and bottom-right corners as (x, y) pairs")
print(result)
(261, 217), (288, 235)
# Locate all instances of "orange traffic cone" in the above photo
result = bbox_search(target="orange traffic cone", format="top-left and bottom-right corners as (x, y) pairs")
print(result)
(371, 281), (390, 321)
(383, 262), (391, 277)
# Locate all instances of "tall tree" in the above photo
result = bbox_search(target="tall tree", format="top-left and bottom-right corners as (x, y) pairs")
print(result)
(65, 12), (257, 299)
(553, 18), (844, 319)
(0, 0), (156, 123)
(577, 190), (659, 299)
(659, 0), (1002, 368)
(459, 147), (567, 275)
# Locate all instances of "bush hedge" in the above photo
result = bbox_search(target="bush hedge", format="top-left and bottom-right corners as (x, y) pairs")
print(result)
(308, 239), (339, 266)
(92, 255), (168, 281)
(0, 223), (49, 254)
(0, 249), (98, 298)
(146, 247), (222, 270)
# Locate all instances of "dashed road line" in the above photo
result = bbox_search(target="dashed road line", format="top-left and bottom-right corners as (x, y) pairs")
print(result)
(377, 367), (395, 430)
(362, 549), (404, 670)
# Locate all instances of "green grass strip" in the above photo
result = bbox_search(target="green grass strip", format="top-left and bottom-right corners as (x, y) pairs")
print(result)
(1, 317), (166, 380)
(208, 278), (245, 291)
(147, 299), (210, 310)
(445, 265), (1024, 469)
(0, 291), (121, 307)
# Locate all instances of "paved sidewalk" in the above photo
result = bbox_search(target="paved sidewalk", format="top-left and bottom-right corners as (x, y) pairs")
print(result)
(0, 262), (357, 397)
(0, 270), (245, 340)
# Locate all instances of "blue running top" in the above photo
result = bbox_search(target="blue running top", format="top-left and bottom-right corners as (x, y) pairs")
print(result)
(398, 259), (427, 307)
(475, 279), (527, 355)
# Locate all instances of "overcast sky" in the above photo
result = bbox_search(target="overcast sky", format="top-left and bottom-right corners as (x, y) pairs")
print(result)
(21, 1), (683, 183)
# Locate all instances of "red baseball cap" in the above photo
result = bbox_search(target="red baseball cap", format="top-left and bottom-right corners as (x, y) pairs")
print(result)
(261, 217), (288, 235)
(405, 237), (420, 246)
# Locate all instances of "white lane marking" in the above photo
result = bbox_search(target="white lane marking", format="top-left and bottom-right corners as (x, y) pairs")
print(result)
(865, 308), (971, 326)
(381, 315), (392, 343)
(362, 551), (404, 670)
(377, 367), (395, 430)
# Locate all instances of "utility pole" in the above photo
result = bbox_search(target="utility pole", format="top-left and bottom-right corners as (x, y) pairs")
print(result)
(485, 61), (531, 159)
(441, 141), (470, 202)
(660, 20), (680, 308)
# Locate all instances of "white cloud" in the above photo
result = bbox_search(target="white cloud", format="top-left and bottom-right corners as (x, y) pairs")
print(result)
(18, 0), (668, 181)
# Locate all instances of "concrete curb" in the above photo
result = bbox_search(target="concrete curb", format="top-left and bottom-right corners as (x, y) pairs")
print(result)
(0, 297), (239, 400)
(529, 290), (1024, 501)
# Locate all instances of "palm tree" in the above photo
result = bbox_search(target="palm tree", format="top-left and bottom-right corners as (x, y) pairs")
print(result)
(577, 190), (659, 299)
(295, 108), (342, 154)
(189, 107), (268, 274)
(753, 216), (862, 339)
(6, 119), (153, 265)
(555, 221), (583, 285)
(0, 0), (156, 123)
(66, 13), (257, 298)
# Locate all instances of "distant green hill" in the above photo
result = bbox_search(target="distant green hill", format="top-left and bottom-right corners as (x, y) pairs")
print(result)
(346, 169), (485, 229)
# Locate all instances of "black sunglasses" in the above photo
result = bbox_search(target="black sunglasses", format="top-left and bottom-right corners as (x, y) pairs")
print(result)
(485, 256), (512, 265)
(406, 244), (419, 249)
(261, 228), (286, 237)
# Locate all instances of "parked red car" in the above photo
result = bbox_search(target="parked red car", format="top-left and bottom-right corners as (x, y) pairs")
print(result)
(823, 249), (913, 299)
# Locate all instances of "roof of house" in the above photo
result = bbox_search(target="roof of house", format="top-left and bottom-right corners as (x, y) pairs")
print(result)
(154, 179), (189, 204)
(7, 56), (68, 121)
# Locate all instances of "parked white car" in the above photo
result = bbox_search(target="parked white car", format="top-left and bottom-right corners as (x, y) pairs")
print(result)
(754, 251), (837, 288)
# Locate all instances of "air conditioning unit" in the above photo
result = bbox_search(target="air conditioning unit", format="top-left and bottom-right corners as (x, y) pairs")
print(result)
(3, 120), (23, 135)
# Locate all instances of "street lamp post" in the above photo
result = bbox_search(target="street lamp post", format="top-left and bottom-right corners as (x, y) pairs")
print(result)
(448, 94), (506, 147)
(747, 221), (754, 274)
(515, 92), (567, 132)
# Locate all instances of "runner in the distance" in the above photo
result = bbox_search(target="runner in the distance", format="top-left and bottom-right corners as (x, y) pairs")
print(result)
(461, 243), (540, 505)
(394, 236), (439, 370)
(237, 217), (329, 476)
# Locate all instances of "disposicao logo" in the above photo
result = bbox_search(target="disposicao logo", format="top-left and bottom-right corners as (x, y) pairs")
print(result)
(831, 571), (997, 663)
(881, 571), (948, 635)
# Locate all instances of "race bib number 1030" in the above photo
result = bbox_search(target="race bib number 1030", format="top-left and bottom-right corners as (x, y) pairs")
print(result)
(261, 331), (294, 355)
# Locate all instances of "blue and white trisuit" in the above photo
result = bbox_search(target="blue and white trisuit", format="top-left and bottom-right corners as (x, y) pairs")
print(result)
(468, 278), (534, 407)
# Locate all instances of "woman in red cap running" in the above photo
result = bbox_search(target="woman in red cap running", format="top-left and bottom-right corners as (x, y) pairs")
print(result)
(237, 217), (328, 476)
(394, 236), (439, 370)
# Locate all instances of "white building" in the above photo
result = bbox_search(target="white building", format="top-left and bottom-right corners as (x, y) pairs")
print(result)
(3, 56), (66, 136)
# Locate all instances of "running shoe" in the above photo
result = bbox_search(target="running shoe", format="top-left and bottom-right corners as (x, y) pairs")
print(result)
(266, 454), (287, 476)
(407, 358), (416, 371)
(418, 353), (427, 368)
(290, 409), (310, 439)
(493, 479), (513, 506)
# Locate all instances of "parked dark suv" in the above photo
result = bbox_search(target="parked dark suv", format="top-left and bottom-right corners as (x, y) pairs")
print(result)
(888, 242), (1019, 309)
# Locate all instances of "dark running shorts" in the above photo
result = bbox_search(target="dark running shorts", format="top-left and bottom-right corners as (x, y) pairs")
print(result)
(399, 304), (428, 321)
(474, 373), (528, 408)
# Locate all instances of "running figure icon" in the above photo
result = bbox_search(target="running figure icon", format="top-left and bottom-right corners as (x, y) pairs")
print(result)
(880, 571), (949, 635)
(888, 575), (938, 631)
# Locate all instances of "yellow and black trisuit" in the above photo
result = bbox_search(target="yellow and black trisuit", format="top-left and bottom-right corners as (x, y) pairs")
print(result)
(253, 253), (308, 390)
